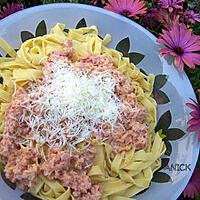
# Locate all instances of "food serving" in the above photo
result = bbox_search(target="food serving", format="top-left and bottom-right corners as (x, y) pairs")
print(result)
(0, 23), (166, 200)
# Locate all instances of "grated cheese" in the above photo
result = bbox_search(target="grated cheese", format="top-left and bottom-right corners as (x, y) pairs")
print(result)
(22, 59), (124, 148)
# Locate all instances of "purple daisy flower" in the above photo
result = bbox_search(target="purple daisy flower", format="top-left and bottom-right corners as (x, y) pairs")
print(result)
(0, 2), (24, 20)
(183, 169), (200, 198)
(186, 98), (200, 141)
(104, 0), (147, 19)
(158, 0), (183, 13)
(157, 23), (200, 70)
(185, 10), (200, 24)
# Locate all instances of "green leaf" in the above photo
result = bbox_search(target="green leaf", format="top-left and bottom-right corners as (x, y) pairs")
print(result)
(0, 0), (7, 4)
(21, 31), (35, 42)
(139, 68), (148, 76)
(165, 128), (185, 141)
(153, 74), (168, 91)
(196, 195), (200, 200)
(193, 21), (200, 35)
(21, 193), (42, 200)
(76, 18), (87, 29)
(159, 158), (170, 170)
(164, 139), (172, 156)
(35, 20), (47, 37)
(155, 110), (172, 132)
(68, 0), (80, 2)
(154, 90), (170, 104)
(152, 172), (172, 183)
(115, 37), (130, 57)
(129, 52), (145, 65)
(0, 162), (4, 171)
(1, 172), (16, 190)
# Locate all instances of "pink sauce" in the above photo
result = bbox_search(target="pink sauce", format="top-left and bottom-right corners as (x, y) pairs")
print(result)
(41, 147), (101, 200)
(0, 39), (148, 199)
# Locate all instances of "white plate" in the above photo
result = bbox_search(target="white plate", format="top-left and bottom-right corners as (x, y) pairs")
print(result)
(0, 3), (199, 200)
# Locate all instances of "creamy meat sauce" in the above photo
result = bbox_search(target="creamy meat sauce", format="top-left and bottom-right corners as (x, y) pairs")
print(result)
(0, 39), (147, 200)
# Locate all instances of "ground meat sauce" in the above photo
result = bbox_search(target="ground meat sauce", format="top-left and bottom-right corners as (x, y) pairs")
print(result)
(75, 55), (148, 153)
(0, 39), (148, 199)
(41, 147), (101, 200)
(5, 147), (39, 190)
(0, 137), (18, 164)
(3, 88), (30, 138)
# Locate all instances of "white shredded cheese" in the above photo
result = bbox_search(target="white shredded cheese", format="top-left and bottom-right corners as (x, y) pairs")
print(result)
(22, 59), (124, 148)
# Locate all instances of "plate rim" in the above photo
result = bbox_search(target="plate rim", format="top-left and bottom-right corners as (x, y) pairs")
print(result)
(0, 3), (199, 200)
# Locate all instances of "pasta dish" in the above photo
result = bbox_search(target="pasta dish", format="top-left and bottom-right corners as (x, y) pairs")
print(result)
(0, 24), (166, 200)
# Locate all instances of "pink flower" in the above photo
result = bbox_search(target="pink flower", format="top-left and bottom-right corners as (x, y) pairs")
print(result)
(157, 23), (200, 70)
(158, 0), (183, 13)
(104, 0), (147, 19)
(0, 2), (24, 20)
(183, 169), (200, 198)
(185, 10), (200, 24)
(186, 98), (200, 141)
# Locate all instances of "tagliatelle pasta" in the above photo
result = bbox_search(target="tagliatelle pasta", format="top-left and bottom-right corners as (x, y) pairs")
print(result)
(0, 23), (166, 200)
(89, 134), (165, 199)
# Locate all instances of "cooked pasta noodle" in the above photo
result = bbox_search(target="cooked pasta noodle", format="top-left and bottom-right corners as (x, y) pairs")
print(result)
(0, 23), (165, 200)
